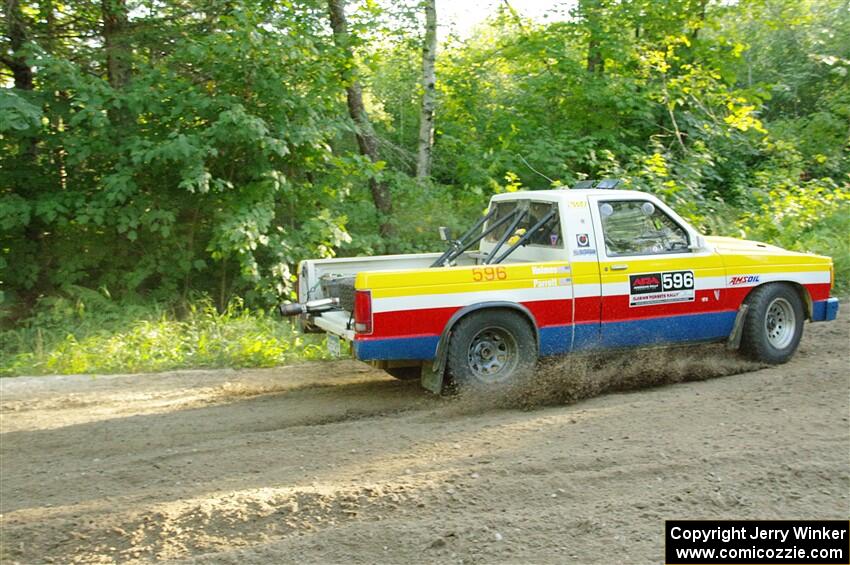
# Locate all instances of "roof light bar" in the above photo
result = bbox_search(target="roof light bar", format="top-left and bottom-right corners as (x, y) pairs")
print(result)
(570, 179), (622, 189)
(595, 179), (621, 189)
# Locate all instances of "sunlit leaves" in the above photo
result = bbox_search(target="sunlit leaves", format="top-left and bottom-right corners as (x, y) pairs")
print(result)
(723, 101), (766, 133)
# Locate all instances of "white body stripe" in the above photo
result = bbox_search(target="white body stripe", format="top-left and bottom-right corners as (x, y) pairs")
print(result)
(373, 285), (572, 314)
(599, 275), (728, 297)
(725, 270), (830, 287)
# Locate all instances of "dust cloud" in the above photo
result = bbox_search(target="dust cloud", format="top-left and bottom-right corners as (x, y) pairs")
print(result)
(452, 344), (764, 411)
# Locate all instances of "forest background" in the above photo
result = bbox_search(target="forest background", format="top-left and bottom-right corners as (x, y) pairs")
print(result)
(1, 0), (848, 375)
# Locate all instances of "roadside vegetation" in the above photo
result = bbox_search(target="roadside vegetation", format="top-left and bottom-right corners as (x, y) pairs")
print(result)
(1, 294), (329, 376)
(1, 0), (847, 375)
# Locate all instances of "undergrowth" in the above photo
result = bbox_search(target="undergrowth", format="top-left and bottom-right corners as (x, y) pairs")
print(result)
(0, 296), (330, 377)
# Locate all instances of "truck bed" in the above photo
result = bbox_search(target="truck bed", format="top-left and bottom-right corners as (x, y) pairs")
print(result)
(297, 252), (479, 303)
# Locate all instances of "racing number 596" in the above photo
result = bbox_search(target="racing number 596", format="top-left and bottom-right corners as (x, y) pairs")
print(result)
(662, 271), (694, 290)
(472, 267), (507, 282)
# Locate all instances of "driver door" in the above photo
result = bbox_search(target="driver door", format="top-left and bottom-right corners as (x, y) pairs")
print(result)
(588, 195), (732, 348)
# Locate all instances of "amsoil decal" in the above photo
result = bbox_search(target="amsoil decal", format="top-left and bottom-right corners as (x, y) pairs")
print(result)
(729, 274), (760, 286)
(629, 270), (695, 307)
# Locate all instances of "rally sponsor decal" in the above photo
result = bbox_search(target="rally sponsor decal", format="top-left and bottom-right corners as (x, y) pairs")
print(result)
(533, 277), (571, 288)
(629, 270), (695, 307)
(729, 274), (760, 286)
(573, 248), (596, 256)
(471, 266), (507, 281)
(532, 265), (570, 275)
(576, 233), (590, 247)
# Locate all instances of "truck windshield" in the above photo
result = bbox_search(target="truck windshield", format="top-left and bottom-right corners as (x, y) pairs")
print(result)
(484, 200), (562, 248)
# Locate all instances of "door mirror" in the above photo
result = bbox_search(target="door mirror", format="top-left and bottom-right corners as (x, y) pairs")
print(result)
(439, 226), (452, 241)
(689, 234), (706, 250)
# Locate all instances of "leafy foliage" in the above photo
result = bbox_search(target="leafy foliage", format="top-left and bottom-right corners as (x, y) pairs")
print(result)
(736, 179), (850, 293)
(2, 3), (354, 308)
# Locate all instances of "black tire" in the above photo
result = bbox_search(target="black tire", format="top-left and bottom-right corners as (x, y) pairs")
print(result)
(385, 366), (421, 380)
(447, 309), (537, 391)
(740, 283), (805, 364)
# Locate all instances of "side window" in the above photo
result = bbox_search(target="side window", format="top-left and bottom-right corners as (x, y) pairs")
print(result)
(598, 200), (690, 256)
(484, 200), (562, 248)
(526, 201), (562, 247)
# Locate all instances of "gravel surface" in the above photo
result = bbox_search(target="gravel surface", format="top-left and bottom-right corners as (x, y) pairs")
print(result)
(1, 314), (848, 564)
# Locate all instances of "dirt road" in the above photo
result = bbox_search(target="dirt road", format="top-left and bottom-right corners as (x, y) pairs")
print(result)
(1, 315), (848, 564)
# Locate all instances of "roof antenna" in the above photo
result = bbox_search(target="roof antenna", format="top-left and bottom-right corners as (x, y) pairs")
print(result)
(516, 154), (555, 185)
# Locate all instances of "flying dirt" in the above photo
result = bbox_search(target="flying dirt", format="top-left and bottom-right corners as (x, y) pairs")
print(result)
(1, 315), (848, 564)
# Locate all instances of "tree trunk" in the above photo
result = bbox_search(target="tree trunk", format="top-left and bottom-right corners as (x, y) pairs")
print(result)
(101, 0), (131, 89)
(3, 0), (33, 90)
(587, 37), (603, 74)
(327, 0), (394, 239)
(415, 0), (437, 180)
(4, 0), (44, 305)
(581, 0), (604, 74)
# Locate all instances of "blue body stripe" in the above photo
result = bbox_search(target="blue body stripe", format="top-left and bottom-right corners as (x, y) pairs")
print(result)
(539, 325), (571, 356)
(354, 335), (440, 361)
(811, 298), (839, 322)
(354, 310), (741, 361)
(576, 310), (737, 351)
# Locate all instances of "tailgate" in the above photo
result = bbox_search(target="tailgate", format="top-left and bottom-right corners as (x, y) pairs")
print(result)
(312, 310), (355, 340)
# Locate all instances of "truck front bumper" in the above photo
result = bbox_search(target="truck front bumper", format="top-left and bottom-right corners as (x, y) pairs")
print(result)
(812, 297), (839, 322)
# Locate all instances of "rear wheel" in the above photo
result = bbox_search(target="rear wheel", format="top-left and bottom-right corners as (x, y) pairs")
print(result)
(740, 283), (805, 364)
(447, 310), (537, 391)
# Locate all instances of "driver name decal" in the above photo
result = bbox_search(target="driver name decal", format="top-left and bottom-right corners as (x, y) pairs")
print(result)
(629, 270), (695, 307)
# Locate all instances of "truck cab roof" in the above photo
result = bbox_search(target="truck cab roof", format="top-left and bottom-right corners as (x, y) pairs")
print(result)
(490, 188), (653, 203)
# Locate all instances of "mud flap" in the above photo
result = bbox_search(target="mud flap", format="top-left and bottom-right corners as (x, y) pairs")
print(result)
(420, 361), (445, 394)
(726, 303), (749, 350)
(420, 329), (450, 394)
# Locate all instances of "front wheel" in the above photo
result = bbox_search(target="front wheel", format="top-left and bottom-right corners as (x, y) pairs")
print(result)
(740, 283), (805, 364)
(447, 310), (537, 391)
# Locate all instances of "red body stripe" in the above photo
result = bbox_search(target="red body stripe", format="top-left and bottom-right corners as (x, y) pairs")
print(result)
(601, 290), (734, 322)
(367, 306), (457, 339)
(519, 299), (573, 327)
(574, 296), (601, 324)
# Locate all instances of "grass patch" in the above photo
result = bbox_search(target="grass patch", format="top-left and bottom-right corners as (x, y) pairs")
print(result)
(0, 296), (330, 377)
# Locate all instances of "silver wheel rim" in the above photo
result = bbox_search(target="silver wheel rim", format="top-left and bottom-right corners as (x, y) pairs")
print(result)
(765, 297), (795, 349)
(467, 326), (518, 383)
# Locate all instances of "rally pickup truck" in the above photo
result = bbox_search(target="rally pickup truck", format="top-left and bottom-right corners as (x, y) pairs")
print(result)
(280, 181), (839, 394)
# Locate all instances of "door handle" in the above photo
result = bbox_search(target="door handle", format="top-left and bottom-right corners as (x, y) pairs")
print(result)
(610, 264), (629, 271)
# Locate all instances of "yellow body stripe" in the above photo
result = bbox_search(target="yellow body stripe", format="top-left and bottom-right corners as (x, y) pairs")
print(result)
(358, 262), (571, 298)
(355, 248), (832, 296)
